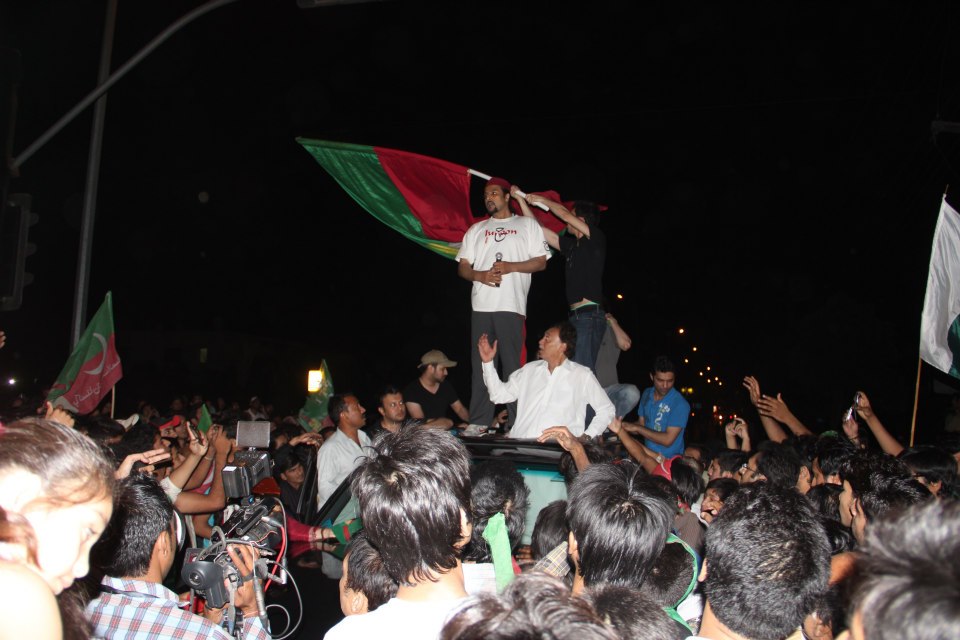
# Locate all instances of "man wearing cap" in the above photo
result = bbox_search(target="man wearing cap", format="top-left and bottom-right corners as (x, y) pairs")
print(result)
(456, 176), (550, 431)
(403, 350), (469, 429)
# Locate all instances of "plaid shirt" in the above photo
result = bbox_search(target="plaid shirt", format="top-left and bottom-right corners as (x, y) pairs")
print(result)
(532, 541), (571, 578)
(87, 576), (270, 640)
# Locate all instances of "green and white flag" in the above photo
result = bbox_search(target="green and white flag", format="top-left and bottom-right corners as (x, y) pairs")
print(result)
(920, 197), (960, 379)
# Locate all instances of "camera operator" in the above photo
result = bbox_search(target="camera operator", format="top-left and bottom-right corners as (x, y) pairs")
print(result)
(87, 474), (271, 639)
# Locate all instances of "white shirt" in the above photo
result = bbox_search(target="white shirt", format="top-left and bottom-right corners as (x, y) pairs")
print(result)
(316, 428), (373, 508)
(482, 358), (615, 439)
(455, 215), (550, 315)
(324, 596), (469, 640)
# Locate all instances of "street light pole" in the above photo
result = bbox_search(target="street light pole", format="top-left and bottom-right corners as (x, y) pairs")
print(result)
(72, 0), (117, 348)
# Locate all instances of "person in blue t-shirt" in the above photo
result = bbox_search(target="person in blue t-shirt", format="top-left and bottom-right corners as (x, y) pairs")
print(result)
(621, 356), (690, 461)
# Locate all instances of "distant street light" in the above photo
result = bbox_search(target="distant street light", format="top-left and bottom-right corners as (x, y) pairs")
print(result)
(678, 328), (685, 334)
(307, 369), (324, 392)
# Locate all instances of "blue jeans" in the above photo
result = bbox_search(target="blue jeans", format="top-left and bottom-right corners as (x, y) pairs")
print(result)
(605, 383), (641, 420)
(569, 306), (606, 373)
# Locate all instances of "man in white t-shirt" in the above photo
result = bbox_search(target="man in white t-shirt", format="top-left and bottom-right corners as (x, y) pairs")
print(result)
(323, 429), (474, 640)
(456, 176), (549, 431)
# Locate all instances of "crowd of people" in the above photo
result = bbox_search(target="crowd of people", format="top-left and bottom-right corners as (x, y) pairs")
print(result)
(1, 180), (959, 640)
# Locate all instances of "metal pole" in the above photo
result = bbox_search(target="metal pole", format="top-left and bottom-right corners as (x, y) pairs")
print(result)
(72, 0), (117, 348)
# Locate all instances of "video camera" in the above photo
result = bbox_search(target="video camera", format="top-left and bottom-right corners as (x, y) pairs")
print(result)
(223, 421), (273, 499)
(182, 420), (283, 609)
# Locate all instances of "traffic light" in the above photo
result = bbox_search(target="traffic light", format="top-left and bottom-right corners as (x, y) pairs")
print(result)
(0, 193), (37, 311)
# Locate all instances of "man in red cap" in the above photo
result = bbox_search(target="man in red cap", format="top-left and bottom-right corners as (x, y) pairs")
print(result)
(455, 177), (550, 431)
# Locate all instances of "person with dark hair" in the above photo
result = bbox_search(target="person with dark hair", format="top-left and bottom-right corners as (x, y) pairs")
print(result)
(316, 392), (373, 509)
(694, 483), (831, 640)
(516, 190), (607, 373)
(813, 437), (857, 487)
(404, 350), (470, 429)
(462, 460), (530, 594)
(86, 474), (268, 639)
(899, 445), (958, 499)
(529, 500), (569, 562)
(746, 440), (808, 491)
(619, 356), (691, 461)
(0, 418), (116, 640)
(668, 458), (707, 556)
(324, 428), (473, 640)
(339, 531), (398, 616)
(441, 572), (618, 640)
(456, 176), (550, 432)
(365, 384), (410, 443)
(837, 450), (929, 546)
(843, 500), (960, 640)
(699, 477), (740, 524)
(584, 581), (687, 640)
(806, 483), (844, 521)
(478, 321), (614, 440)
(706, 450), (748, 482)
(641, 536), (702, 634)
(567, 461), (675, 594)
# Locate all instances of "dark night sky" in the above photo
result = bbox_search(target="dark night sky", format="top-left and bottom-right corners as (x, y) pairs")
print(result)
(2, 1), (960, 439)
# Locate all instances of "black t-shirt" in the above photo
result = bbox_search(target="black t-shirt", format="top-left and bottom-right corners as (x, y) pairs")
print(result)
(558, 224), (606, 305)
(403, 378), (459, 420)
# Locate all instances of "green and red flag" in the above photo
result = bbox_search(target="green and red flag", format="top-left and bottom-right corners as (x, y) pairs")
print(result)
(197, 403), (213, 434)
(47, 292), (123, 415)
(297, 138), (567, 259)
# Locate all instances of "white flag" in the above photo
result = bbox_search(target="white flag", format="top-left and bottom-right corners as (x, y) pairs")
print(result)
(919, 196), (960, 379)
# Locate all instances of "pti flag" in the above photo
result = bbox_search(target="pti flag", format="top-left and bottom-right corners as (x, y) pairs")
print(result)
(919, 196), (960, 379)
(297, 138), (568, 259)
(48, 292), (123, 414)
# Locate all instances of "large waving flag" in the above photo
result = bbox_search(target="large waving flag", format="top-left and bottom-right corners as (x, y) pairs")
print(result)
(47, 291), (123, 414)
(920, 196), (960, 379)
(297, 138), (566, 259)
(298, 359), (335, 432)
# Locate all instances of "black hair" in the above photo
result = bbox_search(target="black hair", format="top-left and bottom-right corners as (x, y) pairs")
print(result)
(441, 572), (618, 640)
(559, 440), (611, 487)
(76, 415), (126, 445)
(821, 516), (856, 555)
(377, 384), (403, 406)
(583, 582), (686, 640)
(93, 474), (173, 578)
(567, 462), (675, 589)
(805, 482), (844, 521)
(327, 393), (354, 425)
(754, 441), (802, 489)
(670, 458), (705, 507)
(571, 200), (600, 228)
(272, 444), (302, 477)
(704, 483), (830, 640)
(464, 460), (530, 562)
(642, 538), (698, 609)
(530, 500), (569, 561)
(839, 451), (928, 523)
(850, 500), (960, 640)
(705, 477), (740, 503)
(109, 421), (159, 467)
(899, 445), (959, 499)
(552, 321), (578, 360)
(652, 356), (675, 375)
(345, 530), (398, 611)
(713, 450), (748, 476)
(351, 428), (471, 586)
(815, 437), (857, 480)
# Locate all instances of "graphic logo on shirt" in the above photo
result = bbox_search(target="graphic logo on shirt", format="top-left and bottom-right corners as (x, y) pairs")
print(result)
(654, 403), (670, 431)
(485, 227), (517, 242)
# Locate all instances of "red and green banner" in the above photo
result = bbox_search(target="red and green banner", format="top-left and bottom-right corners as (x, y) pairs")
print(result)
(297, 138), (567, 259)
(47, 292), (123, 415)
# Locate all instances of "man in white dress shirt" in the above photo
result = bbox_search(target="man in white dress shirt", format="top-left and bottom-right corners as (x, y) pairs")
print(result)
(316, 393), (374, 508)
(478, 321), (614, 440)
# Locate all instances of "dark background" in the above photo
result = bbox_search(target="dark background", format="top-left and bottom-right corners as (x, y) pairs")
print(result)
(2, 1), (960, 445)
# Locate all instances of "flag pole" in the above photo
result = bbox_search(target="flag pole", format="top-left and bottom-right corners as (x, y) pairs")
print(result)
(110, 386), (116, 419)
(910, 357), (921, 447)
